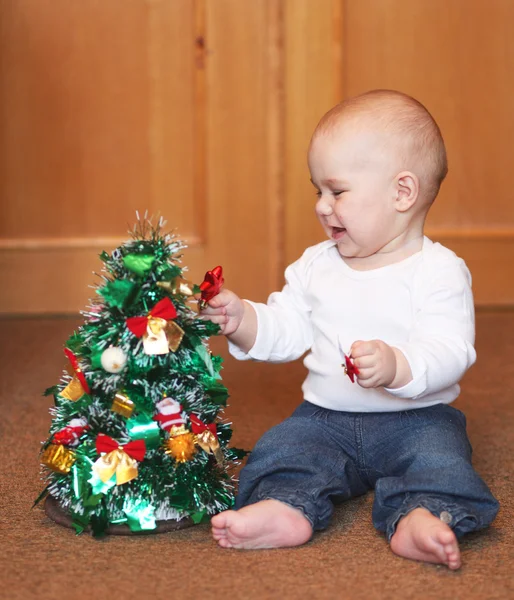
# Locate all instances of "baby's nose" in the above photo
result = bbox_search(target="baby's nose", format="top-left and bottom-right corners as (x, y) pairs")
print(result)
(316, 196), (334, 216)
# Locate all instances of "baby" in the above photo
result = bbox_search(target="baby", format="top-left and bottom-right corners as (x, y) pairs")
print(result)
(202, 90), (499, 569)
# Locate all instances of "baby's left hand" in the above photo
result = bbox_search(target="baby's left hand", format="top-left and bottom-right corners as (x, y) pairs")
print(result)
(350, 340), (397, 388)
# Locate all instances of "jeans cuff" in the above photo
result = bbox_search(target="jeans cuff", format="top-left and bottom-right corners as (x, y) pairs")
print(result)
(249, 490), (327, 531)
(385, 494), (480, 541)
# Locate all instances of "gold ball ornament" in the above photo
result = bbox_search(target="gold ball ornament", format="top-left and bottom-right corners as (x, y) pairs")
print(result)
(165, 431), (197, 463)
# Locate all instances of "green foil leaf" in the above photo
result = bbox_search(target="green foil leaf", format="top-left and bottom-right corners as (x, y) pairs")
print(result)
(206, 381), (229, 406)
(98, 279), (138, 309)
(43, 385), (60, 397)
(127, 414), (161, 450)
(32, 485), (50, 509)
(90, 511), (109, 538)
(88, 471), (116, 496)
(188, 334), (215, 377)
(191, 510), (208, 524)
(90, 346), (104, 369)
(123, 498), (156, 531)
(71, 510), (90, 535)
(157, 265), (181, 279)
(65, 331), (85, 354)
(123, 253), (155, 276)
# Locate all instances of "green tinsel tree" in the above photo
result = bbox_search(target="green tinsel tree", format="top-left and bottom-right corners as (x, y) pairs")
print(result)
(36, 215), (246, 537)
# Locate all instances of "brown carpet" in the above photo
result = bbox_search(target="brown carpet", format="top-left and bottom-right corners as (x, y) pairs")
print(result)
(1, 313), (513, 600)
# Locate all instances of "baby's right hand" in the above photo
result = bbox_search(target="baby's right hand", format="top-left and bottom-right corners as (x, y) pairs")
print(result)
(200, 289), (246, 336)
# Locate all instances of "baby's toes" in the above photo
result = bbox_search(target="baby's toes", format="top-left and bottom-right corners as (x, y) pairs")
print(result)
(211, 528), (225, 541)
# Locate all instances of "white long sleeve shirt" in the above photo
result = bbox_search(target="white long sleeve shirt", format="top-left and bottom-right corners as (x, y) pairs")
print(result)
(229, 237), (476, 412)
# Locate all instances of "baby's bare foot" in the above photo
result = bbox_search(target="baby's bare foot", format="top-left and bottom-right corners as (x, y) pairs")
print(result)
(390, 507), (461, 570)
(211, 499), (313, 549)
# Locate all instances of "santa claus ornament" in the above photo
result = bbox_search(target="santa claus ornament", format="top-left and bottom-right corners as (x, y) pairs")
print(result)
(153, 397), (186, 431)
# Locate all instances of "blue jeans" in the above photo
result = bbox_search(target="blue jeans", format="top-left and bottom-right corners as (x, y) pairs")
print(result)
(236, 401), (499, 540)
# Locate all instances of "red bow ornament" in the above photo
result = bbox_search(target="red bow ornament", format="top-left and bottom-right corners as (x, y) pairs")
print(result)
(126, 297), (183, 355)
(92, 433), (146, 485)
(198, 266), (224, 310)
(190, 414), (224, 465)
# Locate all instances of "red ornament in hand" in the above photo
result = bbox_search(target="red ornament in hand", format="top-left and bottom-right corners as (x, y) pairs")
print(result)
(344, 354), (360, 383)
(337, 336), (360, 384)
(199, 265), (224, 309)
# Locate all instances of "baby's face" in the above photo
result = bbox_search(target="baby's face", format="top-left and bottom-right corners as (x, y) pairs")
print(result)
(308, 123), (404, 260)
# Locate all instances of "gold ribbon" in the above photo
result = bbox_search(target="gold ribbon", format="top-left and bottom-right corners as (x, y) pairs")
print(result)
(147, 316), (166, 337)
(195, 430), (224, 466)
(60, 375), (85, 401)
(92, 448), (139, 485)
(142, 317), (185, 354)
(157, 280), (193, 296)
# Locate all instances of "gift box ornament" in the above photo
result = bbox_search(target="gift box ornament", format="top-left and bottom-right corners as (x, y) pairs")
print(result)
(111, 391), (135, 418)
(41, 444), (76, 474)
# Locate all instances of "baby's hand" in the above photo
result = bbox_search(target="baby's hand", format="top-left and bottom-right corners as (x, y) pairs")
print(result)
(200, 289), (246, 336)
(350, 340), (397, 388)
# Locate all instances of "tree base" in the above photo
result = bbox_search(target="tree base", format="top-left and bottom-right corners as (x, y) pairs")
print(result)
(44, 495), (196, 535)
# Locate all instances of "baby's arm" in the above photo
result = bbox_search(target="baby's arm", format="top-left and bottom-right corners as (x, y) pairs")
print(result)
(351, 258), (476, 398)
(201, 256), (313, 362)
(201, 289), (257, 354)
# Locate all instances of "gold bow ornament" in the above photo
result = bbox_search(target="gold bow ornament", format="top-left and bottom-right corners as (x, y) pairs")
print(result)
(92, 434), (146, 485)
(126, 298), (184, 355)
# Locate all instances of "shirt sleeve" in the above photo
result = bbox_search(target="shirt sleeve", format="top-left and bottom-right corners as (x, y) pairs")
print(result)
(228, 257), (313, 363)
(384, 258), (476, 400)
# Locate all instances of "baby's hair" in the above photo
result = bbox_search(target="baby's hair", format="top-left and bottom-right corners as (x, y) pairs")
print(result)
(315, 90), (448, 204)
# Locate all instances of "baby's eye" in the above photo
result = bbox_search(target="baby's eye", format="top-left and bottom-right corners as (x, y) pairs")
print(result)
(314, 190), (322, 198)
(333, 190), (344, 197)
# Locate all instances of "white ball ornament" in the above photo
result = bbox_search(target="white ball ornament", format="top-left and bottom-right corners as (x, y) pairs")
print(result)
(100, 346), (128, 373)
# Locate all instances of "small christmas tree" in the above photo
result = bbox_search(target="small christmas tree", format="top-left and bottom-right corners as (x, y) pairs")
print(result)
(36, 215), (246, 536)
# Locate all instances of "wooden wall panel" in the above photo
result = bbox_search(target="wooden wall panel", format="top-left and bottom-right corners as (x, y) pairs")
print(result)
(0, 0), (282, 312)
(2, 1), (514, 312)
(205, 0), (282, 303)
(1, 0), (152, 238)
(283, 0), (342, 276)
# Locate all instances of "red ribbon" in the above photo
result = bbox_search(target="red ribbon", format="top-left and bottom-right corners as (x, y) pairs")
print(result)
(345, 355), (360, 383)
(200, 266), (224, 304)
(95, 433), (146, 461)
(63, 348), (91, 394)
(126, 297), (177, 338)
(190, 414), (217, 438)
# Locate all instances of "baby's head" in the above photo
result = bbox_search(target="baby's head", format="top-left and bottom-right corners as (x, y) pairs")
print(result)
(308, 90), (447, 260)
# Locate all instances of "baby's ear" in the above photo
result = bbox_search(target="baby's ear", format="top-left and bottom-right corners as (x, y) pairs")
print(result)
(395, 171), (419, 212)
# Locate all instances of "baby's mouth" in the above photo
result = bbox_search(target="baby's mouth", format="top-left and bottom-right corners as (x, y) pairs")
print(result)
(331, 226), (346, 239)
